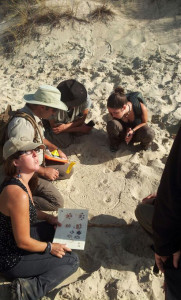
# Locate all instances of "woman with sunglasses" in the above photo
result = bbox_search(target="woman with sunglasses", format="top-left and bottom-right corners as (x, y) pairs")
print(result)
(107, 87), (155, 152)
(0, 138), (79, 300)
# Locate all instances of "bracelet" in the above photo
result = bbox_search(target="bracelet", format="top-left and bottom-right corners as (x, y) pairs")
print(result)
(44, 242), (52, 254)
(132, 129), (135, 134)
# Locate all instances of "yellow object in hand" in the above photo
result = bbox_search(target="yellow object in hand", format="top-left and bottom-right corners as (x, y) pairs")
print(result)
(51, 149), (60, 157)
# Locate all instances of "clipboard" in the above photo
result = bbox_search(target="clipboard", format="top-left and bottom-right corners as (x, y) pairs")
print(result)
(44, 149), (68, 163)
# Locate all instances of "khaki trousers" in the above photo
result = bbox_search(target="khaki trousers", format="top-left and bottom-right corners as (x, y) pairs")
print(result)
(33, 161), (74, 211)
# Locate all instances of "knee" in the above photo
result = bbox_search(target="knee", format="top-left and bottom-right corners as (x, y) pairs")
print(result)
(106, 120), (123, 136)
(45, 183), (64, 209)
(135, 203), (150, 224)
(71, 252), (80, 271)
(144, 126), (155, 142)
(55, 194), (64, 208)
(135, 204), (143, 222)
(57, 163), (74, 180)
(147, 127), (155, 141)
(61, 165), (74, 180)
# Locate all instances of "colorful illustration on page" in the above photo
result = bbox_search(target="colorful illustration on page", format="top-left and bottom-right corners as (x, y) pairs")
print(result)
(53, 209), (88, 250)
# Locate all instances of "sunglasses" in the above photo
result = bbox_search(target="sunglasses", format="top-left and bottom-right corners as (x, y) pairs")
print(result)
(17, 148), (41, 157)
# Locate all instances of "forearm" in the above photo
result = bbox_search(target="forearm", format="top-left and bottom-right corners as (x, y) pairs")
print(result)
(64, 125), (86, 133)
(17, 236), (47, 253)
(132, 122), (147, 133)
(36, 210), (52, 221)
(59, 118), (86, 132)
(37, 165), (46, 177)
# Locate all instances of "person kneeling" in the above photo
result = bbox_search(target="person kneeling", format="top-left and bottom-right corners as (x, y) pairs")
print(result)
(106, 87), (154, 152)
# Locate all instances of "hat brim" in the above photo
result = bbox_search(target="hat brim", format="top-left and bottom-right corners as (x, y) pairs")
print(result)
(20, 142), (45, 152)
(24, 94), (68, 111)
(65, 98), (87, 108)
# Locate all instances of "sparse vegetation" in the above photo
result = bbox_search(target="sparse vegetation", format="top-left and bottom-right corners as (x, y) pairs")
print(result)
(88, 4), (115, 22)
(0, 0), (79, 56)
(0, 1), (115, 57)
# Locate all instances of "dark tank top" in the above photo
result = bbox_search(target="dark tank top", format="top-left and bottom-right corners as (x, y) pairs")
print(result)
(0, 178), (37, 272)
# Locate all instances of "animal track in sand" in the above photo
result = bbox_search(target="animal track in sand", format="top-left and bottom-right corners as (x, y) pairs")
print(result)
(105, 159), (122, 172)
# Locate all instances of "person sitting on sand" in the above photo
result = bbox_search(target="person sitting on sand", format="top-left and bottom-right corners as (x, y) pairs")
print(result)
(0, 85), (74, 211)
(44, 79), (93, 149)
(136, 126), (181, 299)
(0, 138), (79, 300)
(106, 87), (154, 152)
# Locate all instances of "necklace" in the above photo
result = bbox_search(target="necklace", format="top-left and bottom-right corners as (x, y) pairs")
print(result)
(123, 104), (131, 119)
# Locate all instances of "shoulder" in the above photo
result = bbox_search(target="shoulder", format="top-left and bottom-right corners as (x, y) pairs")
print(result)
(3, 184), (28, 207)
(79, 96), (91, 113)
(8, 115), (34, 130)
(85, 94), (92, 108)
(8, 113), (35, 140)
(140, 102), (147, 110)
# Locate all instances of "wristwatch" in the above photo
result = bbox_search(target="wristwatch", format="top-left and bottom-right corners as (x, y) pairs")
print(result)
(44, 242), (52, 254)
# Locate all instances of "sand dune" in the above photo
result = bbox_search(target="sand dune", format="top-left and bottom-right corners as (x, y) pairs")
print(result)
(0, 0), (181, 299)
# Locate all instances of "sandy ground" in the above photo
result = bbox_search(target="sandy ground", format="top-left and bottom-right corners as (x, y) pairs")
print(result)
(0, 0), (181, 299)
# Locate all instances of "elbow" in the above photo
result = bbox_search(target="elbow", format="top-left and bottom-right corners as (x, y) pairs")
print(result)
(16, 239), (32, 251)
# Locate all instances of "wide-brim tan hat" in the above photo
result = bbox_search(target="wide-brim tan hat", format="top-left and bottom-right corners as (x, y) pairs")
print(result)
(24, 85), (68, 111)
(3, 137), (45, 160)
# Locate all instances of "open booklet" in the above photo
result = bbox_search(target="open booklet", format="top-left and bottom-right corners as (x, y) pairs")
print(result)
(44, 149), (68, 163)
(53, 209), (89, 250)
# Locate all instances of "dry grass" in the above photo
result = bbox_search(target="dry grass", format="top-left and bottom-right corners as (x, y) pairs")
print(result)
(88, 4), (115, 23)
(0, 0), (80, 56)
(0, 1), (115, 57)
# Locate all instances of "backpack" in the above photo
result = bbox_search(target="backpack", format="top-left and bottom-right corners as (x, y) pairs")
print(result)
(126, 92), (147, 116)
(0, 104), (44, 164)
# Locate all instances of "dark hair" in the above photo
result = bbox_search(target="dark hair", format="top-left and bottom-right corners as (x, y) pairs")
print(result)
(3, 153), (38, 193)
(3, 153), (20, 177)
(107, 87), (127, 109)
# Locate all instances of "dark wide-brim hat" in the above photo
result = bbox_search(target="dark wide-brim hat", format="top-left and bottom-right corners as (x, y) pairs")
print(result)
(57, 79), (87, 108)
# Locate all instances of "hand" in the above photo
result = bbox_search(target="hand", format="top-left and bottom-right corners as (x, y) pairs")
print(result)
(52, 124), (67, 134)
(125, 128), (134, 144)
(142, 194), (157, 204)
(78, 124), (93, 134)
(57, 149), (67, 160)
(46, 215), (61, 227)
(155, 253), (168, 273)
(51, 243), (72, 258)
(43, 167), (59, 181)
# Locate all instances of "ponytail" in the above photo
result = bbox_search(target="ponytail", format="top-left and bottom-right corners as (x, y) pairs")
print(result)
(107, 86), (127, 109)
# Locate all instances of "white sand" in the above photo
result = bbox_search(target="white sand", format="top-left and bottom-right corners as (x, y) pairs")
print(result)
(0, 0), (181, 299)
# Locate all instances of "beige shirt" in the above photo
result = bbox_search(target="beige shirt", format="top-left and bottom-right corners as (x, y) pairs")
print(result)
(7, 105), (44, 165)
